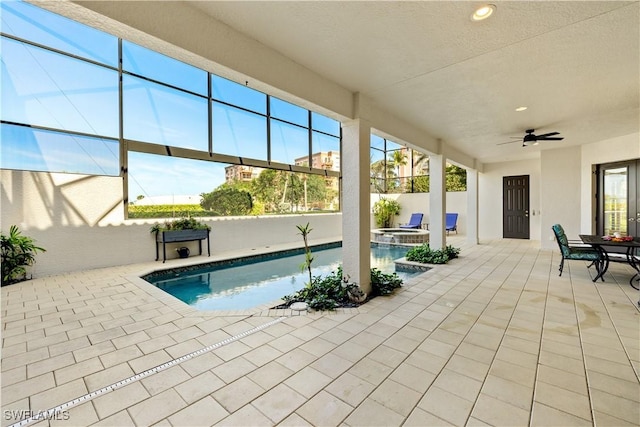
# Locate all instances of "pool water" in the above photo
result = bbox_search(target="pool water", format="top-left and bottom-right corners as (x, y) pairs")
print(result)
(147, 244), (415, 311)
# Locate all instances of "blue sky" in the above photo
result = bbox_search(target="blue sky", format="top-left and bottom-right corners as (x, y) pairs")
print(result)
(1, 1), (340, 199)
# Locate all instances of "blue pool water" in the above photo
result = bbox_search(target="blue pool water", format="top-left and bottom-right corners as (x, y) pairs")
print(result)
(146, 244), (416, 311)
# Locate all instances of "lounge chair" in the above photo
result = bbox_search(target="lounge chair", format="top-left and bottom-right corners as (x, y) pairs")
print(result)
(551, 224), (601, 278)
(445, 213), (458, 234)
(399, 213), (423, 229)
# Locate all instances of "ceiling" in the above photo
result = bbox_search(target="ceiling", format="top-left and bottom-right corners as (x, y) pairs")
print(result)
(185, 1), (639, 164)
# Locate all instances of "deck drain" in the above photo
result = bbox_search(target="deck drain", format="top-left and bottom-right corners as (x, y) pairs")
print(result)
(9, 316), (287, 427)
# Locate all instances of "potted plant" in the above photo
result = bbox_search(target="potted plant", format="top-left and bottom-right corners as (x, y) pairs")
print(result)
(1, 225), (46, 286)
(372, 198), (401, 228)
(151, 217), (211, 262)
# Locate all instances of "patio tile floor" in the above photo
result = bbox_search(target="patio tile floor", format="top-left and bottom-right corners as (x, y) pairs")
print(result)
(2, 237), (639, 426)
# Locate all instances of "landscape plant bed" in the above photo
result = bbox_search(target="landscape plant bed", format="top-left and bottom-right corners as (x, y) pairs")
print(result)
(405, 243), (460, 264)
(273, 266), (403, 311)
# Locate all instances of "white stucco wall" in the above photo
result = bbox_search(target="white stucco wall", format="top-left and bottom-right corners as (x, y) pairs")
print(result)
(540, 146), (583, 249)
(1, 170), (342, 277)
(370, 192), (467, 233)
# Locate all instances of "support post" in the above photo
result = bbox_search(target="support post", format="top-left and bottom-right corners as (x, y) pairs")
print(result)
(467, 168), (479, 244)
(429, 152), (446, 250)
(341, 118), (372, 294)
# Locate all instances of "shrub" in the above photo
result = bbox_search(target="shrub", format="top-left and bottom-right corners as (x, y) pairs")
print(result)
(282, 266), (404, 310)
(282, 268), (347, 311)
(370, 268), (403, 296)
(150, 217), (211, 234)
(1, 225), (46, 286)
(406, 244), (460, 264)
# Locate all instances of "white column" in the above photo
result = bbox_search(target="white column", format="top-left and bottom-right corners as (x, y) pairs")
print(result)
(467, 168), (479, 244)
(429, 153), (446, 250)
(341, 118), (372, 294)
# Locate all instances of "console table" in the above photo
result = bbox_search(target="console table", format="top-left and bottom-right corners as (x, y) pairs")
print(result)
(155, 229), (210, 263)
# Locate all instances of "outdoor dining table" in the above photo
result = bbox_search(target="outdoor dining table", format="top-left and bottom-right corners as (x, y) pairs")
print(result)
(579, 234), (640, 291)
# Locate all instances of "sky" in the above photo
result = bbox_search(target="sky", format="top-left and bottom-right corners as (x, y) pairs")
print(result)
(1, 1), (341, 199)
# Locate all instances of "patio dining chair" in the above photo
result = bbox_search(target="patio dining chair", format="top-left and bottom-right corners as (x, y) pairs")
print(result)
(399, 213), (423, 229)
(551, 224), (601, 277)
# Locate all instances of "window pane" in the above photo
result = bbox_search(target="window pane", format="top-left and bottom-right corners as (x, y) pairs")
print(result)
(212, 103), (267, 160)
(270, 97), (308, 127)
(122, 41), (207, 95)
(370, 148), (385, 163)
(128, 152), (226, 203)
(1, 1), (117, 66)
(603, 167), (628, 235)
(212, 76), (266, 114)
(370, 148), (386, 193)
(312, 132), (340, 171)
(1, 37), (119, 137)
(312, 112), (340, 136)
(123, 75), (208, 150)
(413, 150), (429, 175)
(270, 120), (308, 165)
(386, 140), (403, 151)
(371, 134), (385, 150)
(1, 123), (119, 175)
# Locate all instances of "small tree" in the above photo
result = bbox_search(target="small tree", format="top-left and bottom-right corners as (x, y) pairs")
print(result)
(372, 198), (401, 228)
(296, 223), (314, 285)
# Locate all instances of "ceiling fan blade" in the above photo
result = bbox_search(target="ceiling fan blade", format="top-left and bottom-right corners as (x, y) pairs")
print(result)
(536, 132), (559, 138)
(538, 137), (564, 141)
(497, 140), (521, 145)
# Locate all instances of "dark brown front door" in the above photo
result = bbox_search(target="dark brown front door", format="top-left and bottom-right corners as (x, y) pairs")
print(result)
(503, 175), (530, 239)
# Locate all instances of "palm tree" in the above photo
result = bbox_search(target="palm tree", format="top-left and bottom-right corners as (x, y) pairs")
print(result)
(387, 149), (407, 191)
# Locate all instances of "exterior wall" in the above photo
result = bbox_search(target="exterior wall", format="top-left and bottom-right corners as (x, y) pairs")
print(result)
(370, 192), (467, 233)
(540, 146), (582, 249)
(1, 170), (342, 277)
(479, 159), (542, 243)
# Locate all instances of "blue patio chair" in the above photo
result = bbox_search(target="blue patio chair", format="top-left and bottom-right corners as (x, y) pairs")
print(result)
(399, 213), (423, 229)
(445, 213), (458, 234)
(551, 224), (601, 278)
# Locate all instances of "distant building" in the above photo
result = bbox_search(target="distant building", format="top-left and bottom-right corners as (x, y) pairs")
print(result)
(295, 151), (340, 172)
(295, 151), (340, 193)
(224, 165), (264, 183)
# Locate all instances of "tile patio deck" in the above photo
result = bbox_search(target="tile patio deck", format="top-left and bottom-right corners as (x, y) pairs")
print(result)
(2, 238), (639, 426)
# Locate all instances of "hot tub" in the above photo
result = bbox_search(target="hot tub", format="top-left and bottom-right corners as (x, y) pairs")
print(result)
(371, 228), (430, 245)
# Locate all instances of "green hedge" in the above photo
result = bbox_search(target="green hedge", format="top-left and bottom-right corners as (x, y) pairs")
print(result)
(128, 204), (337, 219)
(128, 204), (211, 219)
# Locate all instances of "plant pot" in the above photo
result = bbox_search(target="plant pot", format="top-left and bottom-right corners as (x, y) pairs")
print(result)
(177, 247), (190, 258)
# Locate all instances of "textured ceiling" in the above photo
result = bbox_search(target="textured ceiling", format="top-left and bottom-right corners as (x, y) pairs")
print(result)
(187, 1), (639, 164)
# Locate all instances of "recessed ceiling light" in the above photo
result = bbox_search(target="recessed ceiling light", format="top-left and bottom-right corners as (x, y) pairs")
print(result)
(472, 4), (496, 21)
(515, 106), (528, 112)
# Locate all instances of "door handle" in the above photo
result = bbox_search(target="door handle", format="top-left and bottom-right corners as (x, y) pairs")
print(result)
(524, 210), (529, 217)
(629, 218), (636, 222)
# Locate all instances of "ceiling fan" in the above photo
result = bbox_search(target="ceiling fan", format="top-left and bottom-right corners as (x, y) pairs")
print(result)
(498, 129), (564, 147)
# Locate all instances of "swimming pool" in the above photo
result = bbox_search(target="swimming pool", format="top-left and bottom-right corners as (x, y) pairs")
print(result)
(145, 244), (416, 311)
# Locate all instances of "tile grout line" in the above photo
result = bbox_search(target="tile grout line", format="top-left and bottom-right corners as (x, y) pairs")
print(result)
(8, 316), (288, 427)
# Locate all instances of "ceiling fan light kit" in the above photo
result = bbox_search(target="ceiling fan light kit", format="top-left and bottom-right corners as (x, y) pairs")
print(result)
(498, 129), (564, 147)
